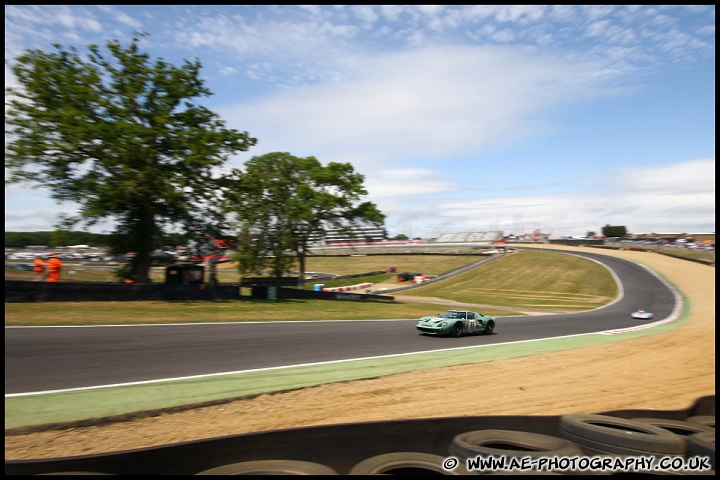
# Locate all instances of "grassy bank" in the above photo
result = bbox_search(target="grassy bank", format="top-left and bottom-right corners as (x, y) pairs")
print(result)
(5, 250), (617, 326)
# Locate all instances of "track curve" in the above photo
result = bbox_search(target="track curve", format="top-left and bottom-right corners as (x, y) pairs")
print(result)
(4, 249), (679, 394)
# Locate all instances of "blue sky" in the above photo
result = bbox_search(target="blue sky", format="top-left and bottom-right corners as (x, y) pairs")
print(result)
(4, 5), (715, 238)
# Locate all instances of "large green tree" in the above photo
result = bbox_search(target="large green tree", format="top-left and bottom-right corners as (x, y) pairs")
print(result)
(223, 152), (385, 287)
(602, 225), (628, 238)
(5, 34), (257, 283)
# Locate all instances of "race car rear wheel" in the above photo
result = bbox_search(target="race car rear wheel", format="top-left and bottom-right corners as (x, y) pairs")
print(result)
(451, 322), (463, 338)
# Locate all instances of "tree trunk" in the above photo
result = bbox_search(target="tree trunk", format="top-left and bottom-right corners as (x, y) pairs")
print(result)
(131, 207), (156, 284)
(296, 252), (307, 288)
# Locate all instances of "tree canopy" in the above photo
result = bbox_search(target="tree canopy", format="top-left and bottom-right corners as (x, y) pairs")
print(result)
(5, 34), (257, 282)
(223, 152), (385, 286)
(602, 225), (628, 238)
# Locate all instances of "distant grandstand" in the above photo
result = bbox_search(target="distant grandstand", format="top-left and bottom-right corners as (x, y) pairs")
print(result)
(434, 231), (504, 243)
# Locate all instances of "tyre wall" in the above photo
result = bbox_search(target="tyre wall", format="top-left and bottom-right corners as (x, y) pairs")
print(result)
(5, 395), (714, 475)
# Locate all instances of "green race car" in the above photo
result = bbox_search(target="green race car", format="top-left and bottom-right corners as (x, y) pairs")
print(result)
(416, 309), (496, 337)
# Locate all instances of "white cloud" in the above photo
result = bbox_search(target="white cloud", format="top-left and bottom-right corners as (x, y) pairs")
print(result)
(610, 158), (715, 194)
(222, 43), (615, 171)
(4, 5), (715, 238)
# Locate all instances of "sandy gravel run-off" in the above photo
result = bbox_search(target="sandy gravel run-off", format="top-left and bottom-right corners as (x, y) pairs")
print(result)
(4, 246), (715, 460)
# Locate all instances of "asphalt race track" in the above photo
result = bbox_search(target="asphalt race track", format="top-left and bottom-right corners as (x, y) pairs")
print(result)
(4, 250), (679, 395)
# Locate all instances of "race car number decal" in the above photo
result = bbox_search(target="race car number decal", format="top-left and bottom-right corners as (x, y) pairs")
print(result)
(468, 320), (476, 332)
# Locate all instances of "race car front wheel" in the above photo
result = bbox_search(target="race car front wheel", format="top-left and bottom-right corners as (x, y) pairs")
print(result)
(451, 322), (463, 338)
(484, 321), (495, 335)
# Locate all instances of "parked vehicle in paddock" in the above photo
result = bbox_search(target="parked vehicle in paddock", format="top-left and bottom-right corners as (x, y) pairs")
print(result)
(416, 309), (496, 337)
(631, 309), (654, 320)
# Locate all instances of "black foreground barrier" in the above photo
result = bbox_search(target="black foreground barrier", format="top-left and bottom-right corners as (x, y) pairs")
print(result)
(5, 395), (715, 475)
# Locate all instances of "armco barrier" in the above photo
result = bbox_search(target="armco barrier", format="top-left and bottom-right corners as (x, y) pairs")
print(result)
(322, 282), (373, 292)
(4, 280), (242, 302)
(5, 395), (714, 475)
(4, 280), (395, 303)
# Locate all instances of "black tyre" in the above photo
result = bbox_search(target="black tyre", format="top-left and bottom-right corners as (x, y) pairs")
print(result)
(560, 428), (684, 457)
(686, 431), (715, 470)
(632, 417), (715, 438)
(451, 322), (463, 337)
(484, 320), (495, 335)
(349, 452), (475, 475)
(195, 459), (339, 475)
(559, 414), (685, 455)
(686, 416), (716, 428)
(449, 429), (583, 461)
(36, 473), (114, 476)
